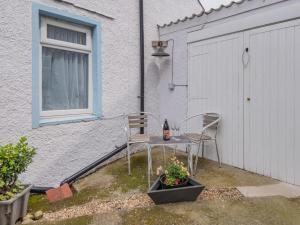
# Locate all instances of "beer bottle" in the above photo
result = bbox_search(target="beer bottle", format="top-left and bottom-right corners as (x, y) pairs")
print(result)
(163, 119), (170, 141)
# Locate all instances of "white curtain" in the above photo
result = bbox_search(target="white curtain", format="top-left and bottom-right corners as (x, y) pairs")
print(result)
(42, 47), (89, 111)
(47, 24), (86, 45)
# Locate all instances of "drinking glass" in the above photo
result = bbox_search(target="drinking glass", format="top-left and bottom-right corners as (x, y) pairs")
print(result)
(170, 121), (176, 137)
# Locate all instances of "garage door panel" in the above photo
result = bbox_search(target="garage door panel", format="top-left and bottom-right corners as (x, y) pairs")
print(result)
(294, 25), (300, 185)
(283, 27), (295, 184)
(244, 23), (297, 184)
(188, 19), (300, 185)
(188, 33), (244, 168)
(189, 52), (209, 99)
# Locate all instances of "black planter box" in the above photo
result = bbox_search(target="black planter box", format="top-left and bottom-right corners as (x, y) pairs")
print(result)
(147, 177), (205, 205)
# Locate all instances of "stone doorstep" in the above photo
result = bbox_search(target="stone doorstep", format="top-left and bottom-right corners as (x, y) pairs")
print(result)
(237, 182), (300, 198)
(46, 183), (73, 202)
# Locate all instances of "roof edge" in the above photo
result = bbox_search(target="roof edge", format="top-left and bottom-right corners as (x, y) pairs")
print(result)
(158, 0), (248, 29)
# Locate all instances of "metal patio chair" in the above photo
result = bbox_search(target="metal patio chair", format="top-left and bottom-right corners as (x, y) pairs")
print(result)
(124, 112), (161, 175)
(179, 113), (221, 174)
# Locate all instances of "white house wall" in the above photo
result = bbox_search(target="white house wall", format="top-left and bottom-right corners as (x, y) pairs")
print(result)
(158, 29), (189, 126)
(0, 0), (199, 187)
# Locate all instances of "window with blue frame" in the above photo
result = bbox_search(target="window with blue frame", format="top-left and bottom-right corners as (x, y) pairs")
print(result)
(32, 4), (101, 128)
(40, 17), (93, 118)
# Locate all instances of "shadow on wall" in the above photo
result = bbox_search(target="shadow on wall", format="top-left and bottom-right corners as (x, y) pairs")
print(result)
(147, 58), (172, 83)
(146, 61), (160, 86)
(20, 110), (128, 187)
(158, 57), (172, 86)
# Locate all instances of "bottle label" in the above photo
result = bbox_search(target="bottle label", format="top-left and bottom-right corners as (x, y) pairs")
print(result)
(163, 130), (170, 140)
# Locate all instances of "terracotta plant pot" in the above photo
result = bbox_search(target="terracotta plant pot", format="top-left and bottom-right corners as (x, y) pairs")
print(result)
(0, 184), (32, 225)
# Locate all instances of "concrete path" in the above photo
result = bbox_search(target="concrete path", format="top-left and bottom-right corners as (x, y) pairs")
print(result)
(237, 182), (300, 198)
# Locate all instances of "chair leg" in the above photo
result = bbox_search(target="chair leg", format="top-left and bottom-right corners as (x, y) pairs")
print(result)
(147, 143), (153, 175)
(215, 139), (221, 167)
(201, 141), (205, 158)
(127, 143), (131, 175)
(194, 141), (202, 175)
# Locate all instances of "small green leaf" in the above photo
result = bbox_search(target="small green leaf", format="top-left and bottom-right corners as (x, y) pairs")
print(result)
(6, 192), (14, 198)
(0, 137), (36, 193)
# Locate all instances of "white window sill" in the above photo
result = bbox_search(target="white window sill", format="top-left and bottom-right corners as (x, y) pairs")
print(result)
(39, 114), (100, 127)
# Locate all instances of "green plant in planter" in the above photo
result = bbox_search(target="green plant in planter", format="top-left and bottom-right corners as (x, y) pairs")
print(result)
(157, 156), (189, 186)
(0, 137), (36, 201)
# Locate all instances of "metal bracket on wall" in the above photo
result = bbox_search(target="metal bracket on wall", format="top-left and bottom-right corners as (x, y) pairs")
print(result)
(168, 83), (188, 91)
(242, 47), (250, 68)
(166, 39), (188, 91)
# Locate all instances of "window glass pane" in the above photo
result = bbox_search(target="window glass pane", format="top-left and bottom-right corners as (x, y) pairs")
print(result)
(47, 24), (87, 45)
(42, 47), (89, 111)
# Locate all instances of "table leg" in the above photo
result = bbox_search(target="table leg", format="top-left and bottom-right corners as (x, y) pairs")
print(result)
(187, 144), (193, 177)
(173, 144), (177, 155)
(163, 145), (166, 167)
(147, 144), (152, 189)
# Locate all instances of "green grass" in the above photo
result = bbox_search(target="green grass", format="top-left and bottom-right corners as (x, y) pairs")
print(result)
(29, 215), (92, 225)
(106, 153), (149, 192)
(27, 149), (300, 225)
(28, 150), (184, 217)
(104, 148), (190, 193)
(28, 187), (110, 213)
(121, 206), (194, 225)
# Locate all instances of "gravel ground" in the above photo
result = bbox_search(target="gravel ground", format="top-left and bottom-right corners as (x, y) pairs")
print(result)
(199, 187), (243, 201)
(39, 187), (241, 222)
(42, 192), (153, 221)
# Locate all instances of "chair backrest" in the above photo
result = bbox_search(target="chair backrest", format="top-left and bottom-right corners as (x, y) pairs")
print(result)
(125, 112), (162, 139)
(203, 113), (220, 129)
(179, 113), (220, 135)
(128, 114), (148, 129)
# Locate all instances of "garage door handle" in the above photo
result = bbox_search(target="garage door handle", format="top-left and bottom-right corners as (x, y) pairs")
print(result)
(246, 97), (251, 101)
(242, 48), (250, 68)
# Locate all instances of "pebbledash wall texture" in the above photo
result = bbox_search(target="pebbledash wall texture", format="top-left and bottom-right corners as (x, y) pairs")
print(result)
(0, 0), (199, 186)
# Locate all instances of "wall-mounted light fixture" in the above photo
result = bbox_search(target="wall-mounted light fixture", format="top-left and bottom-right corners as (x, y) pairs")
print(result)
(151, 41), (170, 57)
(152, 39), (187, 91)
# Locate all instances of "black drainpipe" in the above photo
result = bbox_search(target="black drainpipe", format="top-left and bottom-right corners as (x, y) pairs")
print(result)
(30, 144), (127, 194)
(60, 144), (127, 185)
(139, 0), (145, 134)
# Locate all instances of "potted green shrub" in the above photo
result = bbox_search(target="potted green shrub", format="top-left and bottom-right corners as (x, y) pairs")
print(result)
(158, 156), (190, 189)
(148, 156), (204, 204)
(0, 137), (36, 225)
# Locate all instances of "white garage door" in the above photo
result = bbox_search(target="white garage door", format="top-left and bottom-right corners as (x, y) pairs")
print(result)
(188, 20), (300, 185)
(188, 33), (244, 168)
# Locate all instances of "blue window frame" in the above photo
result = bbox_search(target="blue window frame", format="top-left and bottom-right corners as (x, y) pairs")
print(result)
(32, 3), (101, 128)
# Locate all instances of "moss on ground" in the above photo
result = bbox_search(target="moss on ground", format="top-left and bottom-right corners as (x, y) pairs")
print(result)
(105, 152), (149, 192)
(162, 197), (300, 225)
(29, 215), (92, 225)
(28, 197), (300, 225)
(121, 206), (195, 225)
(194, 157), (276, 188)
(28, 187), (110, 213)
(100, 147), (181, 193)
(27, 148), (300, 225)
